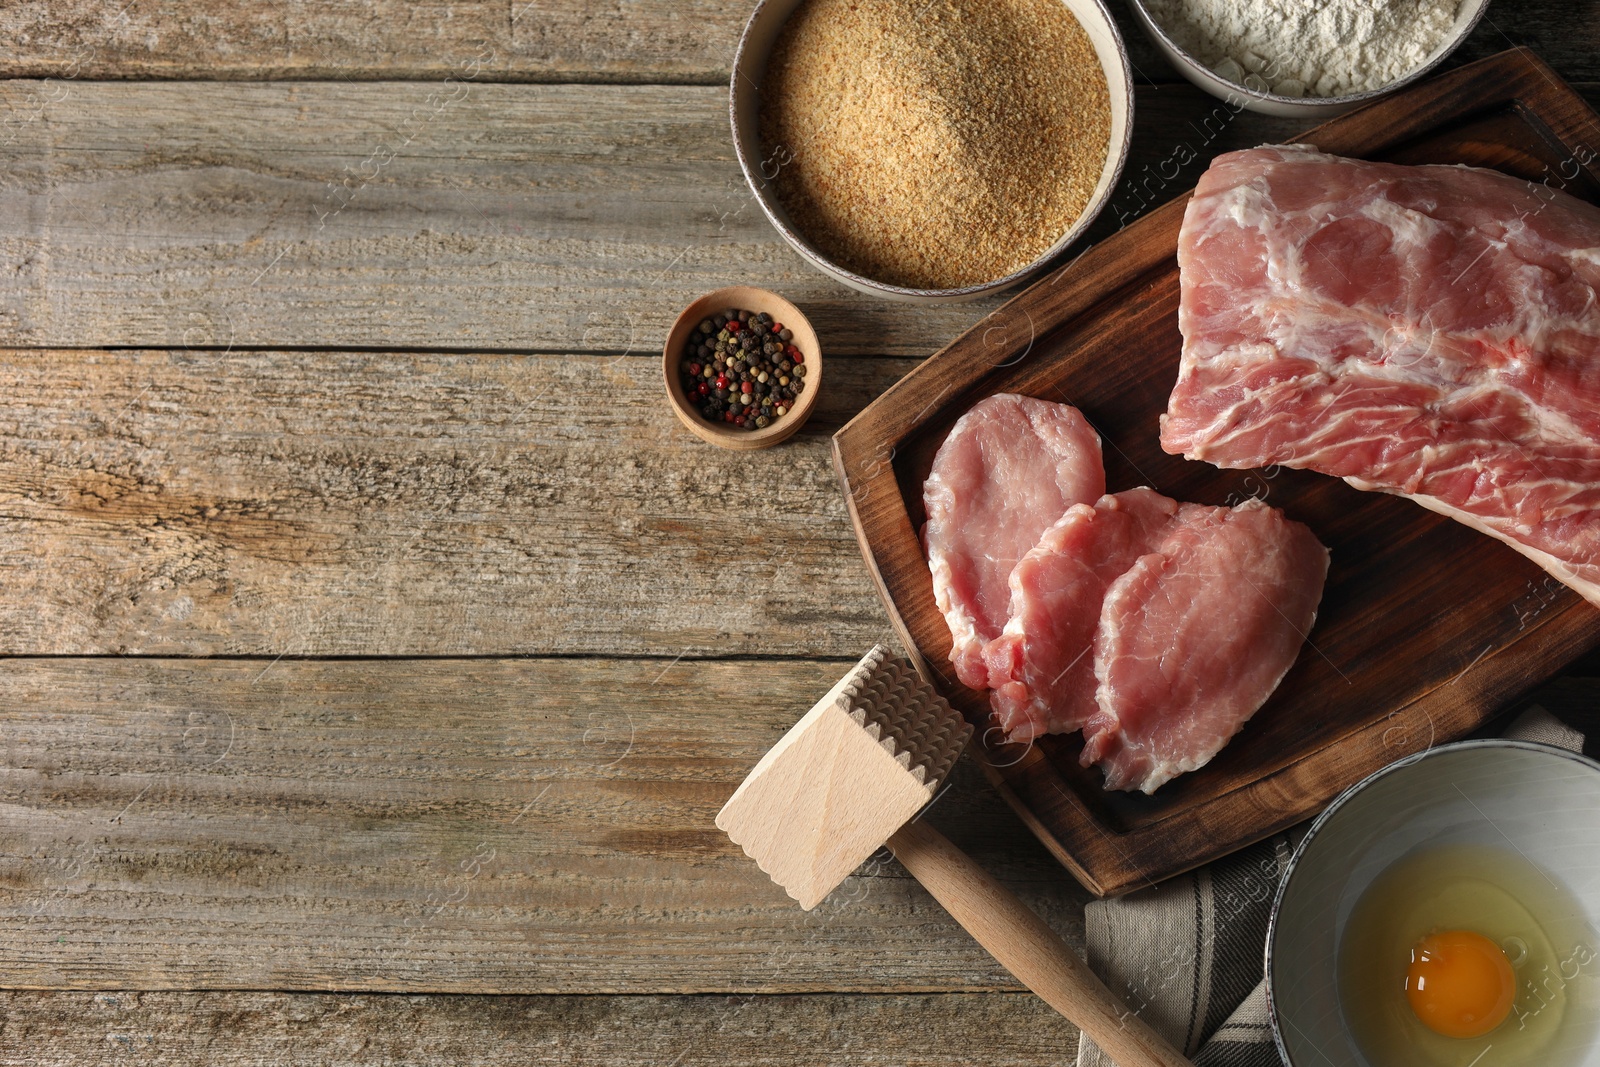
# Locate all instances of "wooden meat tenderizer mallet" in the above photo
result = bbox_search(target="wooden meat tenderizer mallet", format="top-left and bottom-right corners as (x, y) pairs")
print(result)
(716, 646), (1194, 1067)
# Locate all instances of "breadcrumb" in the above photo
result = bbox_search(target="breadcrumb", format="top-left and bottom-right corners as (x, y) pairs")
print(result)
(760, 0), (1112, 290)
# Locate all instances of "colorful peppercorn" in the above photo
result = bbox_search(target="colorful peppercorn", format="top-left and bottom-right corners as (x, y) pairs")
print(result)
(679, 308), (808, 431)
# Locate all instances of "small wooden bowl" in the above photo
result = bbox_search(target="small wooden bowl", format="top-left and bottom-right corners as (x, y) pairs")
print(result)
(662, 285), (822, 450)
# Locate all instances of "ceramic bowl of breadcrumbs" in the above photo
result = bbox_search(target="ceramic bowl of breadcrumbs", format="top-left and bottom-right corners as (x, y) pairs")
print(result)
(731, 0), (1134, 303)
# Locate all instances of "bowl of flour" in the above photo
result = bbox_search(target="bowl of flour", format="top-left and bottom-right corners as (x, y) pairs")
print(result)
(1130, 0), (1490, 117)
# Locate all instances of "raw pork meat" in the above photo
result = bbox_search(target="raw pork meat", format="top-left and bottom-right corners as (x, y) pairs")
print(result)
(1163, 145), (1600, 605)
(923, 393), (1105, 689)
(1081, 499), (1329, 794)
(984, 488), (1178, 741)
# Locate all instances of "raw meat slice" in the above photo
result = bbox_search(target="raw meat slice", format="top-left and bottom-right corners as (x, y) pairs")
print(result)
(984, 488), (1179, 741)
(923, 393), (1105, 689)
(1081, 499), (1329, 794)
(1162, 144), (1600, 605)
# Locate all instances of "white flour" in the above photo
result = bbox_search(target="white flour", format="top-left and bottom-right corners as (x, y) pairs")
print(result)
(1143, 0), (1463, 98)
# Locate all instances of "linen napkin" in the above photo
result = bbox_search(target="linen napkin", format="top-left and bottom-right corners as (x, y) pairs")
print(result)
(1073, 699), (1591, 1067)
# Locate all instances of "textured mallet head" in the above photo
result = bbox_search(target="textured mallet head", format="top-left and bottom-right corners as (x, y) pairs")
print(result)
(716, 645), (973, 909)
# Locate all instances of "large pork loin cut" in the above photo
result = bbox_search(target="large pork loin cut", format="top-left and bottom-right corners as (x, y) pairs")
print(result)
(1080, 498), (1330, 794)
(1163, 145), (1600, 604)
(984, 488), (1178, 741)
(923, 393), (1105, 689)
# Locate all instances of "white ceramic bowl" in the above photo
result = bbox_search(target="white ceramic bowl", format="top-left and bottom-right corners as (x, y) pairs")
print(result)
(1127, 0), (1491, 118)
(730, 0), (1134, 303)
(1268, 739), (1600, 1066)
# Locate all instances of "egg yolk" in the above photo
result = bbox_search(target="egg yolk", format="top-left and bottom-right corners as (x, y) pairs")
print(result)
(1405, 930), (1516, 1038)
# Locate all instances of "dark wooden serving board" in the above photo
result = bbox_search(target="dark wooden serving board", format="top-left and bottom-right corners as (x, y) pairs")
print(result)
(832, 48), (1600, 897)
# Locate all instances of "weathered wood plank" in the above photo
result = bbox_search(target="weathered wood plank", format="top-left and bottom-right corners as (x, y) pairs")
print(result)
(0, 656), (1093, 993)
(0, 347), (906, 657)
(0, 0), (1593, 84)
(0, 1), (742, 84)
(5, 78), (1592, 356)
(0, 81), (1311, 357)
(0, 991), (1079, 1065)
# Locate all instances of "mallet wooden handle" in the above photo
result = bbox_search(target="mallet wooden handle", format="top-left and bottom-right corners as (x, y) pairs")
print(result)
(888, 818), (1195, 1067)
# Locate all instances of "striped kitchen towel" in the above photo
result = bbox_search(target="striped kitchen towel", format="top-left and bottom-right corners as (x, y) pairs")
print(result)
(1073, 701), (1590, 1067)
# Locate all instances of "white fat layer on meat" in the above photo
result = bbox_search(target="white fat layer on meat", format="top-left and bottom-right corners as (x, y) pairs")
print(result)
(1349, 476), (1600, 607)
(1362, 195), (1448, 248)
(1227, 192), (1600, 450)
(1260, 190), (1600, 366)
(1204, 380), (1598, 531)
(1218, 181), (1277, 230)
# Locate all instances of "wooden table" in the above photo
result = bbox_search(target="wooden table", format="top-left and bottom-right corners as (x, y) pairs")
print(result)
(0, 2), (1593, 1062)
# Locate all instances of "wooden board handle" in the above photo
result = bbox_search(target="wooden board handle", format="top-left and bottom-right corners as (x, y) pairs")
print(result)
(887, 819), (1195, 1067)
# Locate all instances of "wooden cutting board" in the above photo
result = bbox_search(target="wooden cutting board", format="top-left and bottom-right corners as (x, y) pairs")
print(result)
(832, 48), (1600, 897)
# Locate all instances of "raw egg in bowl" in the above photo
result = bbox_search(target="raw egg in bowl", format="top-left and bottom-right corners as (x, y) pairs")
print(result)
(1268, 740), (1600, 1067)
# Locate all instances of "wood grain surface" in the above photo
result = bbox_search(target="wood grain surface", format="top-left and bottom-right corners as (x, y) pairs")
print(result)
(4, 78), (1590, 358)
(0, 80), (1316, 357)
(889, 820), (1194, 1067)
(2, 80), (1590, 358)
(0, 991), (1080, 1065)
(0, 656), (1091, 992)
(0, 0), (1594, 83)
(0, 347), (906, 657)
(835, 50), (1600, 895)
(4, 0), (1597, 1061)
